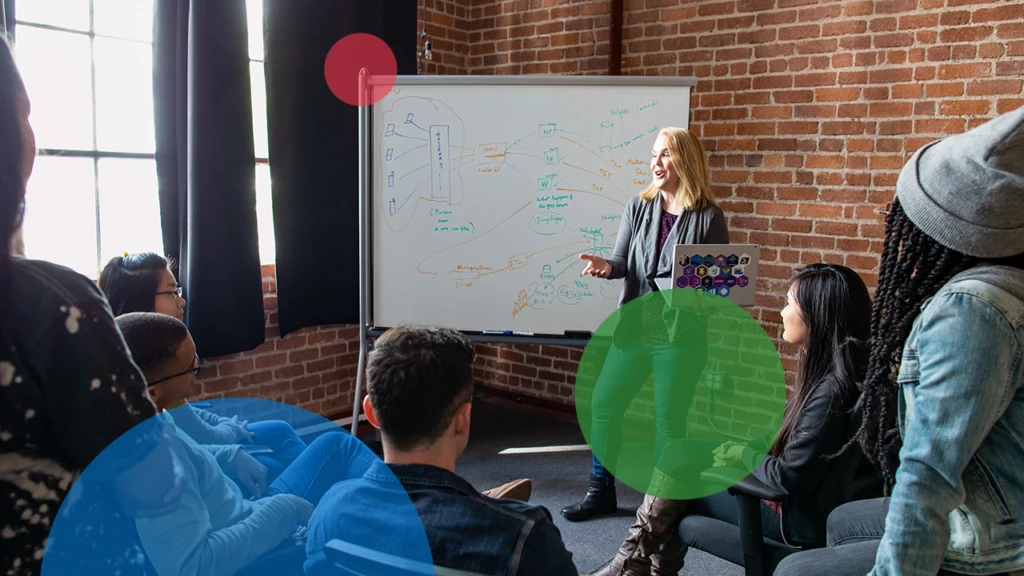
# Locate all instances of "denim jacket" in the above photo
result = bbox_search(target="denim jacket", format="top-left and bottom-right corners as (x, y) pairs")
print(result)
(305, 460), (577, 576)
(872, 265), (1024, 576)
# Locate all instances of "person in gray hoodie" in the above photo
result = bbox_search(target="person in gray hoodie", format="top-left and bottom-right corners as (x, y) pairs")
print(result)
(775, 106), (1024, 576)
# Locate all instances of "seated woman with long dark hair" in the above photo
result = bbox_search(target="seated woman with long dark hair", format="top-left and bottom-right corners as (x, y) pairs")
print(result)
(595, 263), (871, 576)
(99, 253), (307, 489)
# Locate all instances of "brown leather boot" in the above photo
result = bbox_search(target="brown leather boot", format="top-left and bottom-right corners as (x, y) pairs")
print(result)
(591, 469), (688, 576)
(480, 479), (532, 502)
(650, 529), (688, 576)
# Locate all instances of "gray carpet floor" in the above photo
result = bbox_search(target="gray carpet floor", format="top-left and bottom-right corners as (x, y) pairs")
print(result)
(456, 399), (743, 576)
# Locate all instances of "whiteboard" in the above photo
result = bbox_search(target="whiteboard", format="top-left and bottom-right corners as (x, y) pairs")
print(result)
(371, 76), (696, 337)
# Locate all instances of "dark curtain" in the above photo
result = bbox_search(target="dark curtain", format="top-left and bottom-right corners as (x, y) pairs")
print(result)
(264, 0), (416, 337)
(153, 0), (265, 358)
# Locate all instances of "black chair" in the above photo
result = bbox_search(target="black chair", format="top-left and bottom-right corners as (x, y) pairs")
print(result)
(677, 395), (882, 576)
(323, 539), (488, 576)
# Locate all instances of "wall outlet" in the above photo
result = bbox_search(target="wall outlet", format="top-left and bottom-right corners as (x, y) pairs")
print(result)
(703, 370), (726, 391)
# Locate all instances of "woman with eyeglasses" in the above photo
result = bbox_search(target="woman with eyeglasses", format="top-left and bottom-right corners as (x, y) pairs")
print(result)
(0, 40), (183, 575)
(99, 252), (186, 320)
(99, 252), (309, 490)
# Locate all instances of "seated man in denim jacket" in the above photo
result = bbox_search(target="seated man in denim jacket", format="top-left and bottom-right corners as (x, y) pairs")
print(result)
(305, 326), (579, 576)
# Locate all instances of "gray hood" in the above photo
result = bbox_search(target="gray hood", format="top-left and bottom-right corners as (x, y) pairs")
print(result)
(949, 264), (1024, 302)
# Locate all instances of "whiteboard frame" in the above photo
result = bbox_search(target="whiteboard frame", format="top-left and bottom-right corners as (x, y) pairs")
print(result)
(352, 74), (698, 431)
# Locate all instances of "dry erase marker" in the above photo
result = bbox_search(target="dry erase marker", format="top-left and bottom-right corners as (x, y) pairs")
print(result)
(483, 330), (511, 335)
(512, 331), (534, 336)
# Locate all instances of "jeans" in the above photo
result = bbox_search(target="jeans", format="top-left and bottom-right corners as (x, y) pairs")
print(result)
(773, 498), (1024, 576)
(245, 419), (309, 483)
(264, 431), (376, 505)
(590, 342), (705, 480)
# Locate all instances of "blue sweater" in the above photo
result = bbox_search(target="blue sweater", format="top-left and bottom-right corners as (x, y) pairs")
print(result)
(135, 414), (301, 576)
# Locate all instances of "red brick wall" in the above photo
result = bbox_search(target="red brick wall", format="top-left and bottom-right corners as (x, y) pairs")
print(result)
(467, 0), (613, 75)
(427, 0), (1024, 409)
(193, 266), (361, 419)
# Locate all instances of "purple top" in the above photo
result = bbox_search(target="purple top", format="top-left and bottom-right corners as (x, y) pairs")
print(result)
(644, 210), (680, 345)
(658, 211), (679, 256)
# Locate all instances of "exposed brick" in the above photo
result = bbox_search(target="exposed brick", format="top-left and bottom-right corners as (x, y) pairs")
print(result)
(939, 62), (993, 79)
(997, 98), (1024, 113)
(939, 99), (992, 115)
(996, 60), (1024, 76)
(997, 22), (1024, 39)
(255, 353), (288, 370)
(218, 358), (254, 377)
(966, 79), (1024, 96)
(276, 334), (309, 351)
(869, 102), (914, 117)
(940, 26), (995, 44)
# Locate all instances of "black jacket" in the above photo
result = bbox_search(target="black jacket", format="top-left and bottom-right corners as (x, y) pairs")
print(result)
(0, 258), (160, 575)
(741, 377), (859, 544)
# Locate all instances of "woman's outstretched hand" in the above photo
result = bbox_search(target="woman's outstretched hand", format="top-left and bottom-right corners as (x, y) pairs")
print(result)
(580, 254), (612, 278)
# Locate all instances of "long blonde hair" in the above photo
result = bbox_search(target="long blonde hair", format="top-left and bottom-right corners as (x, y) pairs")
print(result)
(639, 127), (716, 210)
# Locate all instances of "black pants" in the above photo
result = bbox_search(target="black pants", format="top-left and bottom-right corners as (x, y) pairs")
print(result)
(682, 491), (785, 547)
(773, 498), (1023, 576)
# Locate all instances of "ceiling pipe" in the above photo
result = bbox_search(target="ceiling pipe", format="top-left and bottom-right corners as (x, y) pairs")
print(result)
(609, 0), (623, 75)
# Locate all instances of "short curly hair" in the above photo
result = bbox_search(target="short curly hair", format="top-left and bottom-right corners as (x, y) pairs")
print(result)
(116, 312), (189, 382)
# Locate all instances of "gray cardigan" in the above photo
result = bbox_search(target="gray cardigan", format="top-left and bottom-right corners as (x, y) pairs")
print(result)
(606, 194), (730, 308)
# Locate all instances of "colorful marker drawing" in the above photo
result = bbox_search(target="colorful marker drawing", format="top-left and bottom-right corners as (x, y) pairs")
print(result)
(372, 86), (686, 332)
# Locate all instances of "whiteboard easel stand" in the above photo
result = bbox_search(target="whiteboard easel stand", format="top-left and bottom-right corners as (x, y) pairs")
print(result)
(352, 68), (370, 435)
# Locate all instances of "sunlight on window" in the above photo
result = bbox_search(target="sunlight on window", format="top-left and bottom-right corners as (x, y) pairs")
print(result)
(94, 0), (155, 42)
(14, 28), (93, 151)
(248, 0), (275, 264)
(95, 38), (156, 153)
(247, 0), (264, 61)
(251, 62), (269, 159)
(255, 164), (276, 264)
(98, 159), (163, 268)
(23, 157), (98, 277)
(15, 0), (89, 32)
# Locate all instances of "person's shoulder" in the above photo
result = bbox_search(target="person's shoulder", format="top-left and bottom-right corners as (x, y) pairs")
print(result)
(11, 257), (105, 307)
(937, 265), (1024, 320)
(697, 202), (725, 219)
(481, 497), (557, 524)
(806, 375), (857, 413)
(626, 194), (645, 212)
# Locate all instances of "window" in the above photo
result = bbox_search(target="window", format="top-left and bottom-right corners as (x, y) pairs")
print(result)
(14, 0), (276, 279)
(15, 0), (163, 278)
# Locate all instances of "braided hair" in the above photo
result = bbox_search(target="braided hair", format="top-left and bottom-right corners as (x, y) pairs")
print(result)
(853, 198), (1024, 492)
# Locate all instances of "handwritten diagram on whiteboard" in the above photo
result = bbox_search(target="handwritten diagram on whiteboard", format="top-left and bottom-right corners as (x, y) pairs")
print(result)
(371, 80), (693, 336)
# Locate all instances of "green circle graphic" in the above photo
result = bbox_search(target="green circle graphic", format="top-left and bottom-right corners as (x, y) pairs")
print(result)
(575, 288), (787, 500)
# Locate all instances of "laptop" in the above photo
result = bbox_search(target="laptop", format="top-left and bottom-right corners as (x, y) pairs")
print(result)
(653, 244), (760, 307)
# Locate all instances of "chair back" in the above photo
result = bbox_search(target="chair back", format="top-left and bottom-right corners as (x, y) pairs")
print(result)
(324, 539), (487, 576)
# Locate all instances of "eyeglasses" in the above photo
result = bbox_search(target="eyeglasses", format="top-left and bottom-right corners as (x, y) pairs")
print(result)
(149, 353), (201, 386)
(155, 286), (183, 298)
(873, 202), (892, 225)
